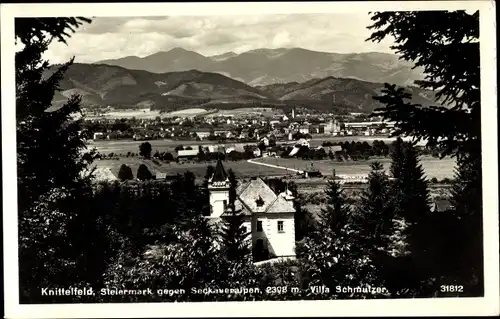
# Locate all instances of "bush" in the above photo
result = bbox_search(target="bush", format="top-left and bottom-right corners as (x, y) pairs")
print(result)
(137, 164), (153, 181)
(118, 164), (133, 181)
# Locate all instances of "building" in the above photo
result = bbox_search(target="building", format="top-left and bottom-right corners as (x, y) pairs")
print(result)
(155, 172), (167, 180)
(253, 147), (262, 157)
(239, 129), (250, 139)
(214, 126), (232, 137)
(296, 138), (310, 148)
(260, 136), (270, 147)
(93, 132), (105, 140)
(344, 121), (396, 129)
(299, 125), (310, 135)
(207, 160), (296, 260)
(192, 127), (213, 139)
(177, 149), (199, 159)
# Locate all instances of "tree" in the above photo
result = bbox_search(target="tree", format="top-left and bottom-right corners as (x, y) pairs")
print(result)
(385, 142), (433, 296)
(136, 164), (152, 181)
(355, 162), (395, 290)
(357, 162), (393, 250)
(300, 179), (373, 296)
(139, 142), (152, 159)
(163, 152), (174, 162)
(367, 12), (482, 295)
(16, 17), (107, 302)
(447, 149), (483, 295)
(317, 179), (351, 234)
(117, 164), (133, 181)
(389, 137), (406, 179)
(219, 169), (251, 264)
(368, 10), (480, 158)
(103, 216), (226, 302)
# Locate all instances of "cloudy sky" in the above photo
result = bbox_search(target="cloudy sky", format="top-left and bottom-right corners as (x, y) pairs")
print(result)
(44, 13), (397, 63)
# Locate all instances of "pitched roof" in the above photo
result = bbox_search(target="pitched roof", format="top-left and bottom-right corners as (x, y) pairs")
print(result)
(237, 178), (277, 213)
(211, 159), (228, 182)
(222, 200), (252, 216)
(266, 195), (295, 213)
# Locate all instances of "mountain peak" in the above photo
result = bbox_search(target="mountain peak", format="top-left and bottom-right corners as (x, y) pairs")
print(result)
(93, 47), (422, 87)
(168, 47), (189, 53)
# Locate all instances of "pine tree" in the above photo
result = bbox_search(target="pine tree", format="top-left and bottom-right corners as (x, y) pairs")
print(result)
(317, 179), (350, 235)
(301, 178), (370, 297)
(16, 17), (102, 302)
(367, 11), (482, 296)
(354, 162), (399, 293)
(219, 169), (251, 264)
(447, 148), (483, 295)
(389, 137), (405, 180)
(357, 162), (393, 252)
(388, 142), (433, 296)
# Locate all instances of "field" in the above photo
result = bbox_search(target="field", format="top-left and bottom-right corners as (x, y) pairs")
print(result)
(89, 137), (456, 182)
(256, 156), (456, 180)
(94, 158), (290, 180)
(86, 109), (162, 120)
(162, 108), (211, 118)
(94, 153), (456, 183)
(89, 136), (419, 154)
(207, 107), (284, 117)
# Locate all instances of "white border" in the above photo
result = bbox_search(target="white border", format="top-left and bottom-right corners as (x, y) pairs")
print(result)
(2, 1), (498, 318)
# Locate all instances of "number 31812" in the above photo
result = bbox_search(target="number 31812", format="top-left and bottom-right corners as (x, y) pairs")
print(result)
(440, 285), (464, 293)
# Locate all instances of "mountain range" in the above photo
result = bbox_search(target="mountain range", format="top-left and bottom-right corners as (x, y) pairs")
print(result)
(96, 47), (425, 87)
(48, 62), (437, 114)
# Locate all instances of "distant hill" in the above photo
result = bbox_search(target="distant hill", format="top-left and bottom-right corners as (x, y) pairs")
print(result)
(256, 76), (436, 112)
(95, 47), (424, 87)
(46, 63), (270, 110)
(47, 63), (438, 113)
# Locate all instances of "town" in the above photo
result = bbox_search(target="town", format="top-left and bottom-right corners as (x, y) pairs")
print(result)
(86, 107), (396, 142)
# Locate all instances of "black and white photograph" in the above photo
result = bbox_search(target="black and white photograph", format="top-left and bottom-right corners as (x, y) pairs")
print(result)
(2, 1), (498, 317)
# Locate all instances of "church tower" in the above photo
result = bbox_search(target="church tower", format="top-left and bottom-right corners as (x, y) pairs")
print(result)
(208, 159), (230, 218)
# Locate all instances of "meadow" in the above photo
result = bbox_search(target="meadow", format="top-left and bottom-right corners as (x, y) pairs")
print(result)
(94, 153), (456, 183)
(94, 158), (290, 180)
(89, 136), (417, 154)
(256, 156), (456, 180)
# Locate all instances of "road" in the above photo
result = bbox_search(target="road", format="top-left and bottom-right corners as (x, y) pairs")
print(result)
(247, 158), (304, 174)
(247, 158), (368, 183)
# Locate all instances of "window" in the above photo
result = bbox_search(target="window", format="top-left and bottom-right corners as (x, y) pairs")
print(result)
(242, 226), (247, 233)
(257, 221), (263, 232)
(255, 196), (264, 207)
(223, 200), (227, 210)
(277, 221), (284, 233)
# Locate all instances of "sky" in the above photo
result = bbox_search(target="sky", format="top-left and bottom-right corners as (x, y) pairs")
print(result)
(43, 13), (397, 64)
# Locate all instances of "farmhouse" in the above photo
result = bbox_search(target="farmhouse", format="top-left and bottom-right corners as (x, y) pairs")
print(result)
(207, 160), (296, 261)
